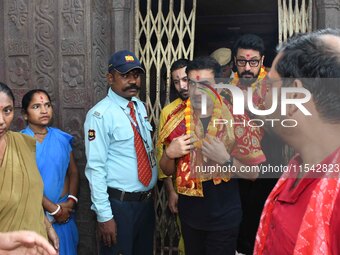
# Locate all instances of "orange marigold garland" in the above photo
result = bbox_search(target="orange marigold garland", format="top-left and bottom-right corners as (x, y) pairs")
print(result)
(177, 91), (233, 196)
(184, 99), (191, 135)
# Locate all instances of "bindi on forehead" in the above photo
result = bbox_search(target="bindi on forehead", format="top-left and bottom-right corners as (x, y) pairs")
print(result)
(196, 75), (200, 81)
(34, 93), (47, 104)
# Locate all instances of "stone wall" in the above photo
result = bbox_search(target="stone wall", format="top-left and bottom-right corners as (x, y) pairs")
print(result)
(0, 1), (134, 254)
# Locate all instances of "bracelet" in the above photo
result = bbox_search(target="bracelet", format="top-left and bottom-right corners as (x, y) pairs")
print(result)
(164, 148), (174, 160)
(68, 195), (78, 203)
(55, 206), (63, 217)
(224, 156), (234, 167)
(48, 204), (61, 216)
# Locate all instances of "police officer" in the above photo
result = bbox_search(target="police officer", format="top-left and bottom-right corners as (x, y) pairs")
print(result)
(210, 47), (234, 82)
(84, 50), (157, 255)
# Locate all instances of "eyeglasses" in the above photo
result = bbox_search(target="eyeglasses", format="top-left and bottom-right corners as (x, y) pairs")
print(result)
(235, 59), (261, 67)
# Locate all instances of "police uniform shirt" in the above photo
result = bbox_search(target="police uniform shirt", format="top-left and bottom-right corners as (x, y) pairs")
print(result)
(84, 88), (157, 222)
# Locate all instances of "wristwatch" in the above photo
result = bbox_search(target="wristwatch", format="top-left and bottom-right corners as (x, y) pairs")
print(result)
(223, 156), (234, 167)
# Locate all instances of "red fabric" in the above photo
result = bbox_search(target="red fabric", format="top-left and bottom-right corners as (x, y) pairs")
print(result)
(330, 194), (340, 255)
(128, 101), (152, 186)
(262, 176), (340, 255)
(263, 176), (318, 254)
(254, 148), (340, 255)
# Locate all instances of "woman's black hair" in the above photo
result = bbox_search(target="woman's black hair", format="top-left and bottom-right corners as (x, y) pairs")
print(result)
(0, 82), (15, 104)
(21, 89), (52, 114)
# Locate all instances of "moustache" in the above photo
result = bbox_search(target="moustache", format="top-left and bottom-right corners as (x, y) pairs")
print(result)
(123, 84), (140, 92)
(240, 71), (255, 77)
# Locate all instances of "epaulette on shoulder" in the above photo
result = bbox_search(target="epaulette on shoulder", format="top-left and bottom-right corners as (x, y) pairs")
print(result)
(91, 100), (112, 119)
(92, 110), (102, 119)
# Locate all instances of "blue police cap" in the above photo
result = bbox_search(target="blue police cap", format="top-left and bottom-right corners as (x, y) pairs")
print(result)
(108, 50), (145, 74)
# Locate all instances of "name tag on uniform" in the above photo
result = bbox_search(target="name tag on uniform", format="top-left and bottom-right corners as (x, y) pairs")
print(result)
(148, 150), (156, 168)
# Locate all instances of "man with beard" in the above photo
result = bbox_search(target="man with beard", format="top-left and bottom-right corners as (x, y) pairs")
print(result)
(157, 58), (189, 255)
(230, 34), (278, 255)
(84, 50), (157, 255)
(231, 34), (268, 108)
(255, 28), (340, 255)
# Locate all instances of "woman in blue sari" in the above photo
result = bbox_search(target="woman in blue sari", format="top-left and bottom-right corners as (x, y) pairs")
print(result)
(21, 89), (79, 255)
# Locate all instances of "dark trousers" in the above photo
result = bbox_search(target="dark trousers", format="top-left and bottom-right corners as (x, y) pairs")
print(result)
(237, 179), (277, 254)
(181, 221), (239, 255)
(100, 197), (155, 255)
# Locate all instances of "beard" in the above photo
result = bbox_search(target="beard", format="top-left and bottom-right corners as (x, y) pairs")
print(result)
(238, 70), (260, 86)
(177, 89), (189, 100)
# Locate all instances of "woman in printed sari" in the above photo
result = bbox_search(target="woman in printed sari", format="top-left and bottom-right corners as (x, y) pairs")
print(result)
(0, 82), (58, 254)
(21, 89), (79, 255)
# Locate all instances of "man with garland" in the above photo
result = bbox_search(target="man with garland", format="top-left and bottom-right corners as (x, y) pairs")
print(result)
(158, 56), (265, 255)
(229, 33), (279, 255)
(157, 58), (189, 255)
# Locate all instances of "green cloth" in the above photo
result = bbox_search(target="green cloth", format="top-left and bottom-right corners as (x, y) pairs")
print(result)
(0, 131), (47, 238)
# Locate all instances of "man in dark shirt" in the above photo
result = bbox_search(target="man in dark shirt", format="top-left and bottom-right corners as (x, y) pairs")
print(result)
(158, 56), (265, 255)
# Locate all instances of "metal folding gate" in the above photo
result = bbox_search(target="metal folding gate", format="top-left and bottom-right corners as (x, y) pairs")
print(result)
(134, 1), (197, 254)
(278, 0), (313, 43)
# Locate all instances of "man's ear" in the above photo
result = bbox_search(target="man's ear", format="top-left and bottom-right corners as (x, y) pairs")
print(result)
(106, 72), (114, 84)
(286, 79), (307, 117)
(261, 55), (265, 66)
(230, 62), (234, 69)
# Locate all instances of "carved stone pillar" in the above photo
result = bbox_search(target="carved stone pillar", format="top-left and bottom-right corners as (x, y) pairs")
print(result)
(0, 0), (4, 79)
(110, 0), (135, 53)
(316, 0), (340, 29)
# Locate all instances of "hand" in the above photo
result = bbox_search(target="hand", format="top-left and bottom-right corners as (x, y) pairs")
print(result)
(54, 204), (72, 224)
(59, 200), (75, 210)
(46, 225), (59, 252)
(166, 134), (193, 159)
(167, 190), (178, 214)
(0, 230), (57, 255)
(98, 219), (117, 247)
(202, 135), (230, 165)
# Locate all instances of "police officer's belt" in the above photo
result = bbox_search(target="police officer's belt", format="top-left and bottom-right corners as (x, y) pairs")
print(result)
(107, 187), (152, 202)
